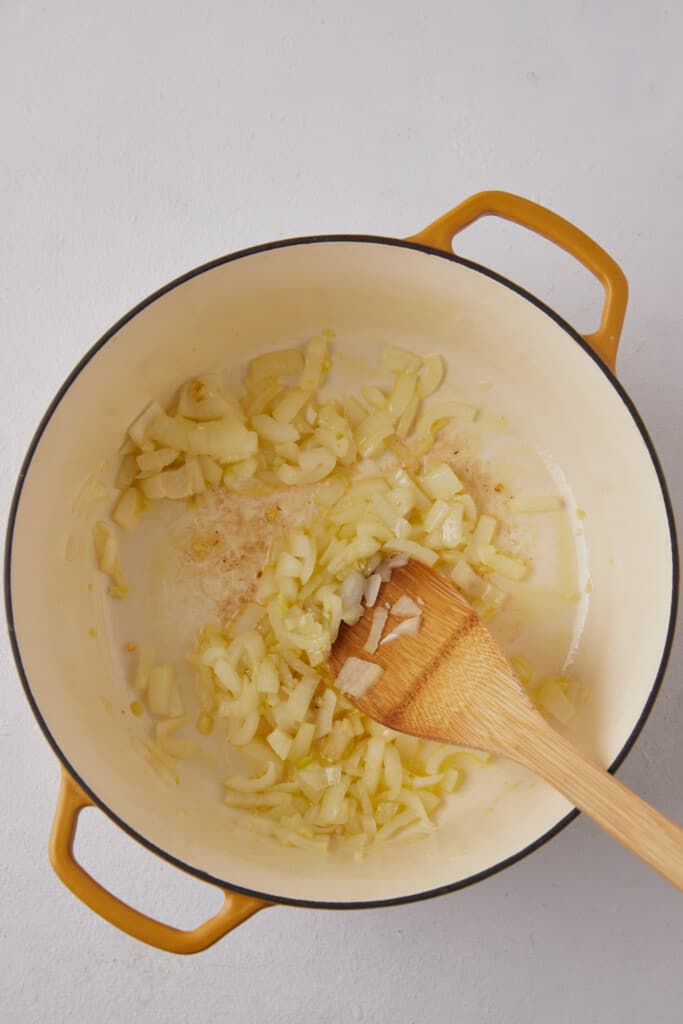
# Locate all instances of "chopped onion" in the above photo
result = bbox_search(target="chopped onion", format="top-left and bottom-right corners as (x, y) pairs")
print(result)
(271, 388), (310, 423)
(423, 499), (450, 533)
(451, 559), (486, 598)
(322, 719), (353, 762)
(396, 392), (420, 438)
(186, 421), (258, 463)
(147, 412), (190, 452)
(381, 615), (422, 645)
(391, 595), (422, 618)
(225, 761), (281, 792)
(128, 401), (164, 446)
(286, 674), (318, 722)
(213, 659), (242, 696)
(383, 539), (438, 567)
(355, 411), (394, 458)
(136, 447), (178, 477)
(415, 400), (477, 437)
(478, 544), (528, 581)
(340, 570), (364, 611)
(248, 348), (303, 383)
(420, 463), (463, 501)
(382, 743), (404, 799)
(115, 453), (140, 490)
(299, 336), (328, 390)
(361, 385), (387, 409)
(109, 334), (583, 854)
(363, 736), (385, 795)
(363, 573), (382, 607)
(471, 514), (498, 549)
(336, 657), (384, 698)
(381, 344), (422, 374)
(440, 508), (464, 548)
(314, 687), (337, 738)
(418, 354), (445, 398)
(228, 711), (260, 746)
(387, 372), (417, 419)
(252, 413), (300, 445)
(277, 447), (336, 485)
(112, 487), (145, 530)
(364, 606), (388, 654)
(386, 554), (409, 569)
(198, 454), (223, 486)
(92, 520), (128, 597)
(255, 657), (280, 694)
(267, 727), (294, 760)
(178, 377), (236, 422)
(288, 722), (316, 763)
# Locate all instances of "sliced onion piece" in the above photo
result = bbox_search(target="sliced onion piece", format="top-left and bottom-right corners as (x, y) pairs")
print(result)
(128, 401), (164, 446)
(287, 722), (316, 763)
(136, 447), (178, 478)
(381, 344), (422, 374)
(383, 540), (438, 567)
(418, 354), (445, 398)
(419, 463), (463, 501)
(225, 761), (281, 792)
(178, 377), (235, 422)
(355, 410), (394, 458)
(299, 336), (328, 390)
(415, 401), (477, 438)
(248, 348), (303, 384)
(267, 727), (294, 760)
(391, 595), (422, 618)
(314, 687), (337, 738)
(336, 657), (384, 699)
(112, 487), (145, 530)
(252, 413), (300, 444)
(363, 573), (383, 608)
(364, 606), (388, 654)
(340, 570), (364, 615)
(381, 616), (422, 645)
(277, 447), (336, 485)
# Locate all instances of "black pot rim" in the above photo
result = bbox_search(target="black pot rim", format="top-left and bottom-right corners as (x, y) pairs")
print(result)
(4, 233), (679, 911)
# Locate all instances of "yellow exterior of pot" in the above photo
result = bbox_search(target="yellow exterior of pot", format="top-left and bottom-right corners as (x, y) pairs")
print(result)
(49, 768), (270, 953)
(408, 191), (628, 370)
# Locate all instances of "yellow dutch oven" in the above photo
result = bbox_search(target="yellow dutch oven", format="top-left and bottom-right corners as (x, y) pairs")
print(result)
(5, 192), (678, 953)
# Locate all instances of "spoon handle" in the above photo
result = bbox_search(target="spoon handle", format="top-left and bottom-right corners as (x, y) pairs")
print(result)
(504, 715), (683, 891)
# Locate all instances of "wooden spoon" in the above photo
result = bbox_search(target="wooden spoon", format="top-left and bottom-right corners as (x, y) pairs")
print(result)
(330, 560), (683, 891)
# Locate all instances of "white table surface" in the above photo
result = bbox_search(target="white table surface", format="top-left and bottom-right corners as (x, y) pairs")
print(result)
(2, 2), (682, 1021)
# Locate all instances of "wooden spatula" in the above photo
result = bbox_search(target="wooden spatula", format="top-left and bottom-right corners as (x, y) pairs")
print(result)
(330, 560), (683, 891)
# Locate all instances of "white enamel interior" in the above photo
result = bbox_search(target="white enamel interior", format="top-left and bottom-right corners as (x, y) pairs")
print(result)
(9, 240), (674, 905)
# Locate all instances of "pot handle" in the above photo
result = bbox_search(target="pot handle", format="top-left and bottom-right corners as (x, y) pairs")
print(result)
(49, 768), (270, 954)
(407, 191), (628, 370)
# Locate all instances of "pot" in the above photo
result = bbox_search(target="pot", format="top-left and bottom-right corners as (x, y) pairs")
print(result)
(5, 191), (678, 953)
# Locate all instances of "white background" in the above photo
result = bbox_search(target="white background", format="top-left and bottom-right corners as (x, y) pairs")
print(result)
(2, 2), (682, 1021)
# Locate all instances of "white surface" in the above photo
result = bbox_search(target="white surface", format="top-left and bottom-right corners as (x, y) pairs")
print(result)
(1, 1), (681, 1021)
